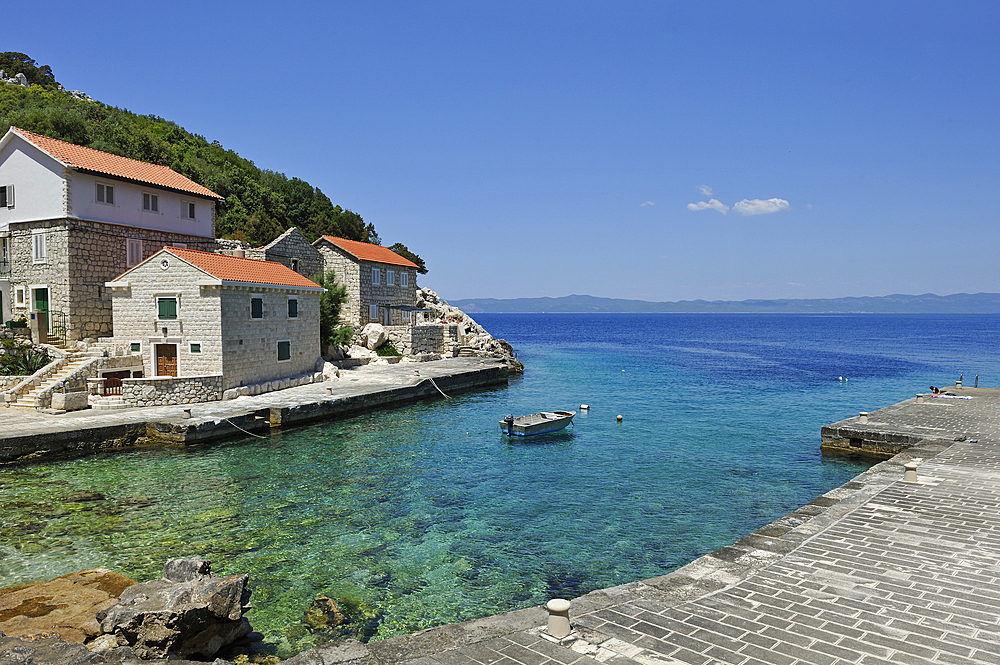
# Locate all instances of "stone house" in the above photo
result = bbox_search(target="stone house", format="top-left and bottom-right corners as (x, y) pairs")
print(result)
(312, 235), (419, 327)
(105, 246), (322, 390)
(0, 126), (222, 340)
(247, 226), (324, 278)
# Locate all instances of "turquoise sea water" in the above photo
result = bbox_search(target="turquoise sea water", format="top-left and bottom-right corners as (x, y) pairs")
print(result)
(1, 313), (997, 656)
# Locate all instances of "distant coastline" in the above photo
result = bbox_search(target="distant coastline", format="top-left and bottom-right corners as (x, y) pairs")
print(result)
(452, 292), (1000, 314)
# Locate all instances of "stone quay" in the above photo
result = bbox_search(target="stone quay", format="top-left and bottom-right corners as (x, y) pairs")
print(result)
(278, 386), (1000, 665)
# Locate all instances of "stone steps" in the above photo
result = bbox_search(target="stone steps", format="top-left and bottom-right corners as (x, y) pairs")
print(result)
(457, 347), (477, 357)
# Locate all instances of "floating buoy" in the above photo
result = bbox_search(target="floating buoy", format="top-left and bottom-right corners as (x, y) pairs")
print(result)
(617, 414), (623, 422)
(580, 404), (589, 410)
(622, 369), (625, 372)
(838, 376), (843, 381)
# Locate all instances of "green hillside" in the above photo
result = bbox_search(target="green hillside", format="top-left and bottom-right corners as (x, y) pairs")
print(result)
(0, 53), (376, 248)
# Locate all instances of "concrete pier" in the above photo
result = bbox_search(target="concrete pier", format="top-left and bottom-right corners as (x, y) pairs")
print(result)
(0, 358), (508, 465)
(283, 388), (1000, 665)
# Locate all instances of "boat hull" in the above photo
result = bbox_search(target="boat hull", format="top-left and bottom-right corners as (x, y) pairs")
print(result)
(500, 410), (576, 436)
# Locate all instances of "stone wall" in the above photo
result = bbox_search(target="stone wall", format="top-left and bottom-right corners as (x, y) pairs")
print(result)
(0, 376), (27, 390)
(121, 374), (223, 406)
(9, 218), (217, 340)
(385, 324), (460, 356)
(314, 242), (361, 325)
(218, 287), (321, 390)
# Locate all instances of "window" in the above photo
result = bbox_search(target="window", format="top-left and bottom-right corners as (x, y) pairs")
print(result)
(250, 296), (263, 319)
(14, 286), (25, 306)
(387, 270), (395, 286)
(142, 192), (159, 212)
(400, 271), (408, 287)
(32, 230), (46, 263)
(126, 239), (142, 268)
(96, 183), (114, 205)
(290, 259), (299, 273)
(190, 343), (201, 353)
(130, 342), (141, 352)
(181, 201), (196, 219)
(369, 303), (378, 320)
(0, 184), (13, 208)
(371, 267), (380, 285)
(287, 298), (298, 319)
(277, 340), (291, 362)
(157, 297), (177, 320)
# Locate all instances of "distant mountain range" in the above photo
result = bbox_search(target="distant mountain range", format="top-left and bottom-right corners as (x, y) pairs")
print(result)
(449, 293), (1000, 314)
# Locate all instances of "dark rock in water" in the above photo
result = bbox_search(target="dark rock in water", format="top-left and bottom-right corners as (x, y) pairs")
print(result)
(64, 491), (106, 503)
(163, 555), (212, 582)
(301, 595), (382, 643)
(98, 557), (252, 660)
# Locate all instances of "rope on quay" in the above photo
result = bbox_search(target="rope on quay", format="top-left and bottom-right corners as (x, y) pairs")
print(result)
(428, 377), (451, 399)
(225, 417), (268, 439)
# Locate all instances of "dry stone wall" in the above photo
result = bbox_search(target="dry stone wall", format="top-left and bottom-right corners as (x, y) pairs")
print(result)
(121, 374), (223, 406)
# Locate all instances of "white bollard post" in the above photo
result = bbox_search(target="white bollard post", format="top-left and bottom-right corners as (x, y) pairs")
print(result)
(916, 393), (924, 403)
(182, 408), (192, 419)
(546, 598), (571, 638)
(858, 412), (868, 424)
(904, 461), (918, 482)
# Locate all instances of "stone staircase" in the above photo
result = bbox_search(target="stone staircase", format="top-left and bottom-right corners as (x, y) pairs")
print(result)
(90, 394), (128, 411)
(5, 349), (103, 410)
(457, 346), (478, 358)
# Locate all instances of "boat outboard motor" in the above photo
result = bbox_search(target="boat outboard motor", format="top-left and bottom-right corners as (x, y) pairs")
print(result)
(503, 415), (515, 435)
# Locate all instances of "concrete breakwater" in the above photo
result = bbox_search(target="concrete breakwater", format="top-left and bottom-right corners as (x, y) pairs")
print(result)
(0, 358), (509, 465)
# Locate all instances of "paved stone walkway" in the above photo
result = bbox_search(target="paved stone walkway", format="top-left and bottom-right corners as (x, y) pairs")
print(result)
(0, 357), (502, 443)
(286, 390), (1000, 665)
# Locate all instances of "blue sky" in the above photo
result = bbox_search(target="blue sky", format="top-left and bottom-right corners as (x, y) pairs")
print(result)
(8, 1), (999, 301)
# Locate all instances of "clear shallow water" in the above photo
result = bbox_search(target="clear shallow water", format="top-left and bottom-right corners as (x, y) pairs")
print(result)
(1, 313), (997, 656)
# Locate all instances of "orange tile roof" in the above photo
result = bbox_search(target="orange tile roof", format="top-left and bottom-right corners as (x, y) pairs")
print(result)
(318, 235), (419, 268)
(11, 127), (221, 199)
(161, 247), (322, 289)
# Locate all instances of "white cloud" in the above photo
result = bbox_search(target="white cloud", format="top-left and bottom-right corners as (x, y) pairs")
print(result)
(640, 201), (655, 207)
(699, 185), (713, 196)
(733, 198), (790, 216)
(687, 199), (729, 214)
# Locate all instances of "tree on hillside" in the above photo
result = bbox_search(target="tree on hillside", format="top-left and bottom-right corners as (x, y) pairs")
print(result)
(0, 67), (381, 248)
(0, 53), (58, 89)
(388, 243), (428, 274)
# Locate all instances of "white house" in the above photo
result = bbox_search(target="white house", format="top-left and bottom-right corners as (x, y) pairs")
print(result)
(0, 126), (222, 339)
(105, 246), (323, 390)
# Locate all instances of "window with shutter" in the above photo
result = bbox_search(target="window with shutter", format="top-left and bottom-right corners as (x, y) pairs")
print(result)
(287, 298), (298, 318)
(371, 267), (380, 285)
(251, 296), (263, 319)
(126, 239), (143, 267)
(32, 230), (46, 263)
(0, 184), (11, 208)
(157, 297), (177, 320)
(277, 340), (291, 361)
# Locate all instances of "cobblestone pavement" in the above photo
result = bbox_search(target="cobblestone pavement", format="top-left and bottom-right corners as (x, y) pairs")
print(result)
(287, 391), (1000, 665)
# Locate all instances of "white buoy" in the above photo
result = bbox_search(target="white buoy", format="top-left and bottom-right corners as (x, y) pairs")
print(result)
(580, 404), (589, 410)
(839, 376), (843, 381)
(617, 414), (623, 422)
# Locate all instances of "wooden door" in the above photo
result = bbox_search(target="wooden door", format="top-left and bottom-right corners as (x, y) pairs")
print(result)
(155, 344), (178, 377)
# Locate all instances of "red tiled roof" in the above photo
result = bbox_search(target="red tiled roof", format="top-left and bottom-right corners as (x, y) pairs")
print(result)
(10, 127), (221, 199)
(162, 247), (322, 289)
(318, 235), (419, 268)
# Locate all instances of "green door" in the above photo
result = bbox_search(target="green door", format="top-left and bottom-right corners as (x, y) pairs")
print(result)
(33, 288), (49, 328)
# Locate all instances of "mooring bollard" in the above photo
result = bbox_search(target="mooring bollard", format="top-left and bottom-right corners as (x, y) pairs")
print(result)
(546, 598), (571, 638)
(904, 461), (918, 482)
(916, 393), (924, 403)
(182, 408), (192, 419)
(326, 385), (334, 395)
(858, 411), (868, 424)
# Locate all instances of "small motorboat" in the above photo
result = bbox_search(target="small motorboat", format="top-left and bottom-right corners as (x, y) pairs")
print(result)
(500, 410), (576, 436)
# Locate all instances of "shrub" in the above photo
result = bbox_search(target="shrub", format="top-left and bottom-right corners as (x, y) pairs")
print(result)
(375, 341), (401, 357)
(331, 326), (354, 347)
